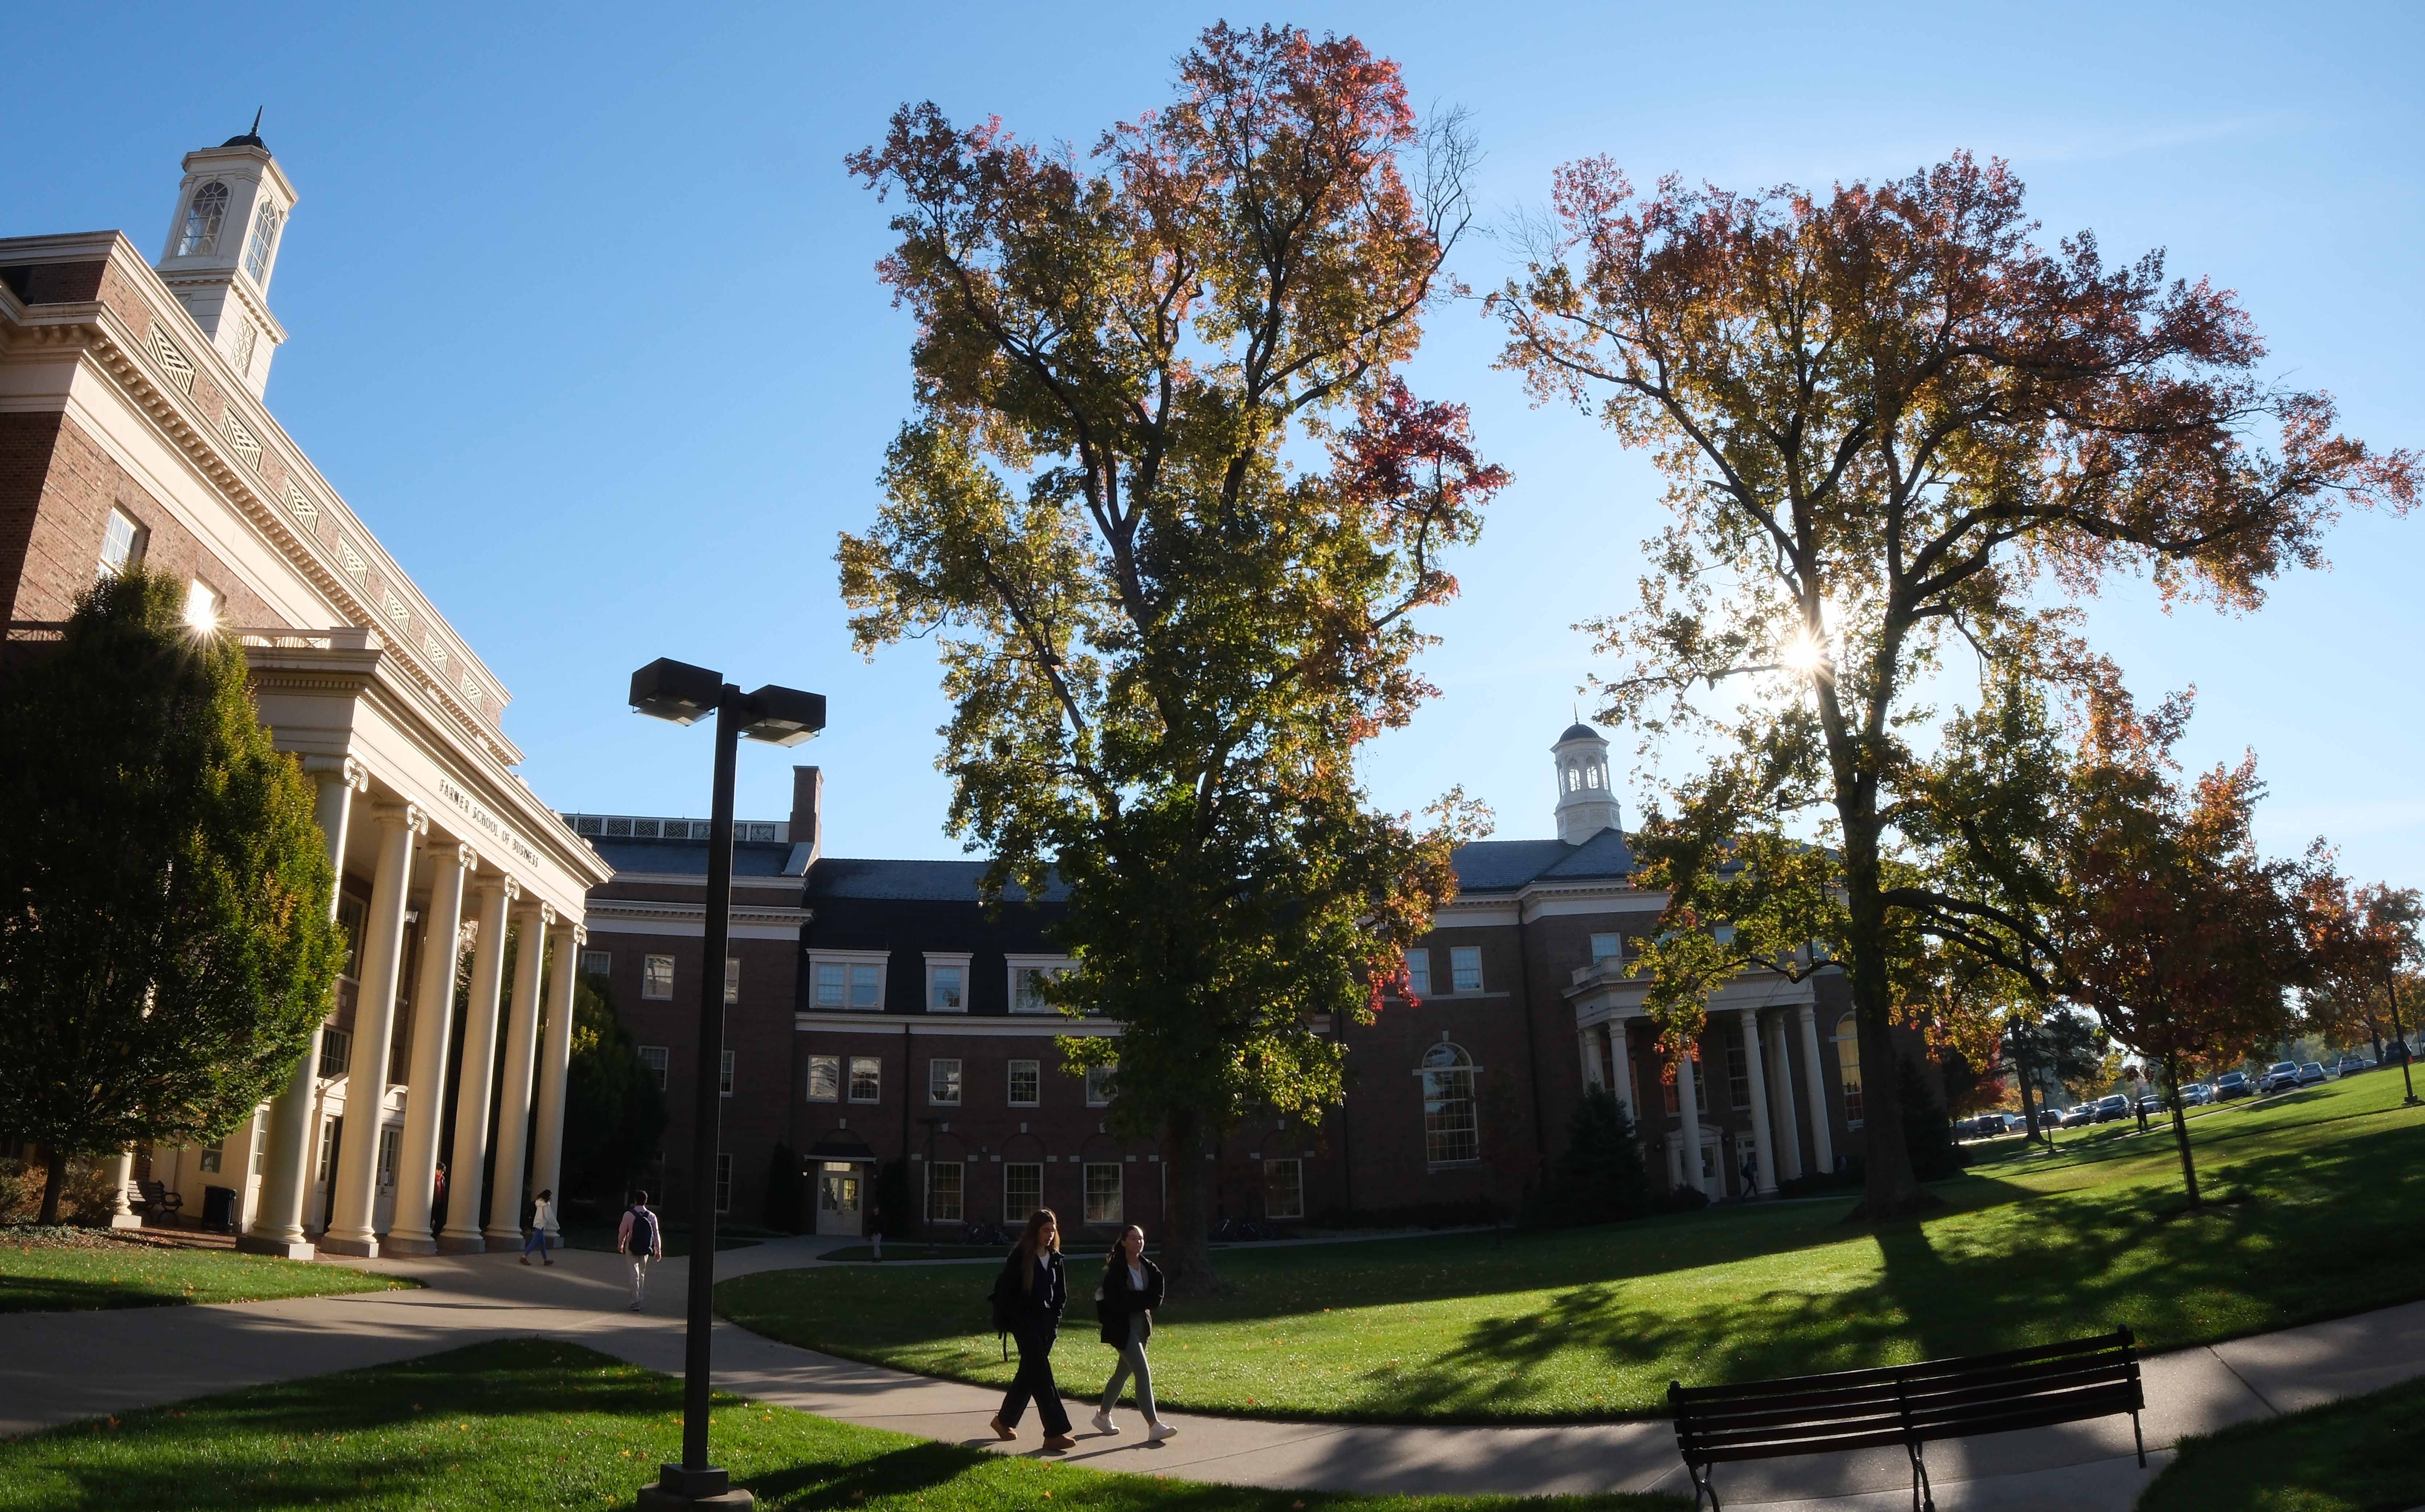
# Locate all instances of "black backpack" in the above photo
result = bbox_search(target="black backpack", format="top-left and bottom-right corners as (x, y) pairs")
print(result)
(627, 1205), (658, 1255)
(986, 1256), (1018, 1358)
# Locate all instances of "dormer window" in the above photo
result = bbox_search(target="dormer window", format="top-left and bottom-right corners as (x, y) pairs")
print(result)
(178, 182), (229, 256)
(244, 204), (283, 281)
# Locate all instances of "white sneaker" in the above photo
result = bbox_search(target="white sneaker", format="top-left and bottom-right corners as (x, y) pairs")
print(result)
(1146, 1423), (1178, 1441)
(1091, 1409), (1119, 1435)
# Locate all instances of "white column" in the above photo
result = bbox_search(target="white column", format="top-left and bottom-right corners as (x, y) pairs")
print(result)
(530, 924), (582, 1237)
(484, 901), (553, 1247)
(108, 1150), (140, 1229)
(1578, 1028), (1603, 1090)
(244, 756), (363, 1257)
(385, 841), (474, 1254)
(1604, 1023), (1634, 1127)
(321, 803), (426, 1257)
(1738, 1008), (1778, 1194)
(1798, 1002), (1835, 1177)
(440, 874), (516, 1252)
(1676, 1040), (1708, 1196)
(1767, 1010), (1804, 1181)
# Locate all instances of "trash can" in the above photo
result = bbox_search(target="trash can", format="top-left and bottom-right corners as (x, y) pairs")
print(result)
(201, 1184), (237, 1232)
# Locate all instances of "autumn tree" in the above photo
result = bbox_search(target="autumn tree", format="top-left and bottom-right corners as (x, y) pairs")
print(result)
(1493, 153), (2414, 1218)
(2308, 881), (2424, 1105)
(0, 569), (342, 1222)
(840, 24), (1499, 1290)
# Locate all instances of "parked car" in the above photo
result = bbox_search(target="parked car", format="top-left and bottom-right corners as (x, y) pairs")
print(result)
(2180, 1083), (2215, 1106)
(2093, 1094), (2132, 1123)
(2296, 1061), (2328, 1087)
(2333, 1056), (2369, 1078)
(2258, 1061), (2302, 1093)
(2382, 1042), (2415, 1066)
(2137, 1095), (2164, 1117)
(2214, 1071), (2253, 1099)
(2059, 1104), (2098, 1128)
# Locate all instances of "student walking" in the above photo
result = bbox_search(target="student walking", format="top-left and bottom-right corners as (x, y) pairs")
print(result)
(1091, 1223), (1177, 1441)
(520, 1189), (555, 1266)
(986, 1208), (1075, 1451)
(617, 1190), (662, 1311)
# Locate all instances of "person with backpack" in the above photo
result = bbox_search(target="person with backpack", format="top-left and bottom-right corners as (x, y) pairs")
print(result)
(1090, 1223), (1176, 1441)
(520, 1188), (556, 1267)
(616, 1189), (663, 1311)
(986, 1208), (1074, 1451)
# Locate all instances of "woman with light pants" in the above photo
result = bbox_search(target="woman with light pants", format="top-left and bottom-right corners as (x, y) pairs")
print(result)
(1090, 1224), (1177, 1440)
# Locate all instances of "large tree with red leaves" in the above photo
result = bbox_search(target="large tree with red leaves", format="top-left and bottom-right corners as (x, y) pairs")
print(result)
(1494, 153), (2415, 1219)
(840, 24), (1500, 1288)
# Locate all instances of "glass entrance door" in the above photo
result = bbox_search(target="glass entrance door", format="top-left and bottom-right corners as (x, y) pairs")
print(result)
(815, 1162), (863, 1236)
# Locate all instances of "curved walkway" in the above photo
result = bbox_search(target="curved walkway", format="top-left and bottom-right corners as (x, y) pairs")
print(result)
(3, 1236), (2420, 1511)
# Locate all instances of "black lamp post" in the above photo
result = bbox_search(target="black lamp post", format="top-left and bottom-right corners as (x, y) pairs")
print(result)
(630, 658), (825, 1511)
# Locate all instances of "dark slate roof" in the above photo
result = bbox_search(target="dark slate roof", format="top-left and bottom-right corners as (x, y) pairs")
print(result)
(586, 838), (795, 877)
(807, 857), (1069, 904)
(1558, 721), (1601, 744)
(1450, 827), (1636, 891)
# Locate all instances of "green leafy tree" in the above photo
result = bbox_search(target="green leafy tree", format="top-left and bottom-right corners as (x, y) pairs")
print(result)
(1526, 1086), (1651, 1228)
(2002, 1007), (2107, 1142)
(0, 569), (341, 1222)
(839, 24), (1499, 1291)
(1493, 152), (2415, 1219)
(559, 973), (666, 1208)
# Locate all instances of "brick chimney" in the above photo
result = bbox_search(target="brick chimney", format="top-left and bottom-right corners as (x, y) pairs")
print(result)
(787, 765), (823, 872)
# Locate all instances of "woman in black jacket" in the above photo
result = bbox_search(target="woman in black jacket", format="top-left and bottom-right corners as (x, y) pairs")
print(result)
(988, 1208), (1074, 1449)
(1089, 1223), (1175, 1440)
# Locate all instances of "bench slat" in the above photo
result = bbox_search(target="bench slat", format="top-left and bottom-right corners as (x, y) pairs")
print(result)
(1681, 1356), (2136, 1439)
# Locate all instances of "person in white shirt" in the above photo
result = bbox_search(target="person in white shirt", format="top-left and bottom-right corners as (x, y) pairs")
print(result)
(520, 1188), (556, 1266)
(1091, 1224), (1176, 1440)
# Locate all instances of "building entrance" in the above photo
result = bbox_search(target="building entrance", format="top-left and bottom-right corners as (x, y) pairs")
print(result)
(816, 1162), (862, 1236)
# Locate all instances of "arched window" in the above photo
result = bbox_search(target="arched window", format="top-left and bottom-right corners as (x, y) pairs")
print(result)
(1586, 764), (1603, 789)
(178, 182), (229, 257)
(1833, 1013), (1865, 1127)
(1420, 1041), (1480, 1165)
(244, 203), (282, 281)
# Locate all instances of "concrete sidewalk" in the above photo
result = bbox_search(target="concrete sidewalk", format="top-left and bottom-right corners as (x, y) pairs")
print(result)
(3, 1236), (2420, 1511)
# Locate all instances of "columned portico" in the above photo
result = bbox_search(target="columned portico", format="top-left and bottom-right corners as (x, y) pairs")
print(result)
(1766, 1009), (1804, 1181)
(1674, 1045), (1708, 1197)
(530, 925), (583, 1237)
(440, 874), (517, 1252)
(1738, 1008), (1777, 1195)
(386, 841), (474, 1254)
(1798, 1002), (1835, 1177)
(320, 803), (427, 1258)
(484, 900), (554, 1248)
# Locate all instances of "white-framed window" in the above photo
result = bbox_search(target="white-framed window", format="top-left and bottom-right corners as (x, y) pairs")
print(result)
(725, 958), (740, 1006)
(1008, 958), (1074, 1014)
(720, 1049), (735, 1097)
(198, 1143), (223, 1174)
(250, 1121), (268, 1176)
(642, 955), (675, 1000)
(580, 949), (610, 978)
(377, 1127), (401, 1190)
(848, 1056), (882, 1103)
(1083, 1162), (1123, 1225)
(715, 1152), (732, 1214)
(336, 897), (367, 981)
(1004, 1162), (1042, 1221)
(244, 202), (283, 281)
(98, 507), (146, 579)
(811, 953), (887, 1010)
(1835, 1013), (1865, 1127)
(638, 1045), (669, 1091)
(1404, 949), (1431, 998)
(1265, 1157), (1304, 1220)
(928, 1160), (964, 1223)
(1421, 1041), (1481, 1166)
(1450, 946), (1484, 993)
(1008, 1059), (1040, 1107)
(925, 954), (970, 1012)
(805, 1054), (839, 1103)
(314, 1120), (335, 1183)
(1725, 1022), (1751, 1110)
(1084, 1063), (1117, 1107)
(1589, 932), (1624, 964)
(316, 1026), (352, 1078)
(177, 181), (228, 256)
(183, 578), (222, 632)
(929, 1058), (963, 1105)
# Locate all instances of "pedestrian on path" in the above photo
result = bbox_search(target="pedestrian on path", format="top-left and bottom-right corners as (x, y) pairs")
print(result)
(520, 1189), (555, 1267)
(1090, 1223), (1176, 1441)
(617, 1190), (662, 1311)
(986, 1207), (1075, 1451)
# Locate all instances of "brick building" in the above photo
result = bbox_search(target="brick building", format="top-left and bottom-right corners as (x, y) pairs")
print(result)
(569, 719), (1880, 1241)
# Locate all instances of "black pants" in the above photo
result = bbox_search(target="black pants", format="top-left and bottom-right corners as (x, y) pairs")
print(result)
(998, 1319), (1071, 1435)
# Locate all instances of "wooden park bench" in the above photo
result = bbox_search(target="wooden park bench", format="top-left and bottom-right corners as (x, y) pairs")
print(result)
(130, 1179), (182, 1221)
(1668, 1328), (2145, 1512)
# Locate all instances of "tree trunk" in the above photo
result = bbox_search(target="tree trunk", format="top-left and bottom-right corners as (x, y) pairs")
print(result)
(2013, 1039), (2044, 1148)
(1840, 864), (1933, 1222)
(1159, 1105), (1220, 1297)
(39, 1149), (67, 1226)
(2163, 1053), (2200, 1208)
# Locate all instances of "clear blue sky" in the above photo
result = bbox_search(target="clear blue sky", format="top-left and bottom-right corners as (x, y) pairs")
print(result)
(9, 3), (2419, 884)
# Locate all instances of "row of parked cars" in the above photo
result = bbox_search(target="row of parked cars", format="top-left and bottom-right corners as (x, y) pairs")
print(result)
(1954, 1047), (2408, 1138)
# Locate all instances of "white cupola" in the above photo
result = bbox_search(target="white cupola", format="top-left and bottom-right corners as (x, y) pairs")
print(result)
(154, 114), (295, 398)
(1552, 719), (1622, 845)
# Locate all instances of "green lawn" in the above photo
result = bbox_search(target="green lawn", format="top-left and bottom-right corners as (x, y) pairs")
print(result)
(555, 1219), (763, 1258)
(2138, 1374), (2425, 1512)
(0, 1232), (413, 1313)
(717, 1072), (2425, 1423)
(816, 1242), (1013, 1263)
(0, 1337), (1686, 1512)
